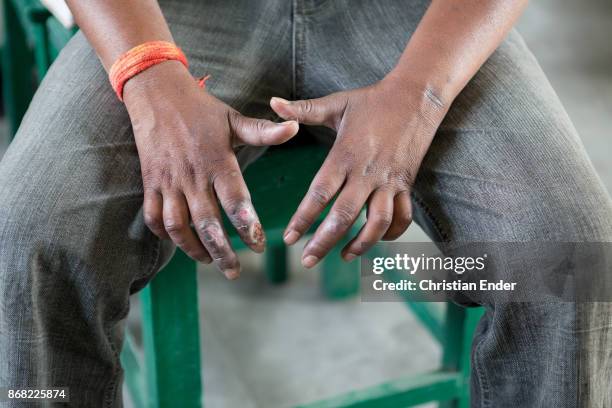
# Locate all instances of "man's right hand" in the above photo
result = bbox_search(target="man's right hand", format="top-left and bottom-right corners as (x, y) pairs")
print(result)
(123, 60), (299, 279)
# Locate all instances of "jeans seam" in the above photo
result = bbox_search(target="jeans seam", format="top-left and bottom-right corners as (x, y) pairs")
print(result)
(293, 0), (305, 99)
(411, 191), (450, 242)
(291, 0), (297, 98)
(576, 302), (583, 408)
(472, 330), (491, 408)
(103, 238), (162, 407)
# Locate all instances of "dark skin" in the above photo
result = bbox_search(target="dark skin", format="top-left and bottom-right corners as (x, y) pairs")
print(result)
(66, 0), (528, 278)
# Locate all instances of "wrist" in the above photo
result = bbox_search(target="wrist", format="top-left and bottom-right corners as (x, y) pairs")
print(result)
(123, 60), (194, 112)
(379, 72), (449, 124)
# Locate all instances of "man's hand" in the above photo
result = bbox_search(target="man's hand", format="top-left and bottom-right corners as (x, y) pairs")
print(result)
(124, 61), (299, 279)
(271, 78), (447, 268)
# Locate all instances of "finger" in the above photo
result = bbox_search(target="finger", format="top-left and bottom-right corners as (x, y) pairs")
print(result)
(162, 192), (212, 264)
(213, 158), (266, 253)
(143, 189), (169, 239)
(270, 94), (346, 129)
(283, 159), (346, 246)
(188, 190), (241, 279)
(341, 189), (394, 260)
(231, 113), (299, 147)
(301, 181), (370, 268)
(382, 191), (413, 240)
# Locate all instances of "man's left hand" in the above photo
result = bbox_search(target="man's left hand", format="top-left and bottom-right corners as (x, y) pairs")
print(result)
(271, 78), (447, 268)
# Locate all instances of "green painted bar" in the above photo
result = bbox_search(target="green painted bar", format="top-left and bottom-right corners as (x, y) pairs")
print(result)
(3, 0), (36, 136)
(141, 250), (202, 408)
(120, 334), (146, 408)
(46, 17), (77, 60)
(298, 371), (462, 408)
(438, 304), (468, 408)
(321, 233), (361, 299)
(243, 145), (328, 228)
(265, 242), (289, 284)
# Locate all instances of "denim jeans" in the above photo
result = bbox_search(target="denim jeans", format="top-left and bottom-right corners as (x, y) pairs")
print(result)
(1, 0), (611, 407)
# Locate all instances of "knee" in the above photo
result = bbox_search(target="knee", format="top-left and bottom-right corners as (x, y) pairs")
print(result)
(510, 183), (612, 241)
(0, 186), (42, 260)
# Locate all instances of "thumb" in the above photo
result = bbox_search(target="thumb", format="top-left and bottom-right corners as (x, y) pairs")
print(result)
(270, 93), (346, 129)
(231, 114), (299, 147)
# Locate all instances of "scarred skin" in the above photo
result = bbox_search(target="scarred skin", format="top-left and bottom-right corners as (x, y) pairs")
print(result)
(66, 0), (528, 278)
(122, 61), (297, 279)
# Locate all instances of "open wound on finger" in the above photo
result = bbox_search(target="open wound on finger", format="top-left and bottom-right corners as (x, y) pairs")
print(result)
(199, 221), (240, 279)
(200, 221), (226, 251)
(231, 202), (265, 252)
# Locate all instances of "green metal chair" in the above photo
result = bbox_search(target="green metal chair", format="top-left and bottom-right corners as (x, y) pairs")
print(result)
(2, 1), (484, 406)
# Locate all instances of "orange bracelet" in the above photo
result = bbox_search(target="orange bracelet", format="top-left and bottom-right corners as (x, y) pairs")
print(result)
(109, 40), (209, 101)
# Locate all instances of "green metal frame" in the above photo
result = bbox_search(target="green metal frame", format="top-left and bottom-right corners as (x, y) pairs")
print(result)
(2, 1), (484, 406)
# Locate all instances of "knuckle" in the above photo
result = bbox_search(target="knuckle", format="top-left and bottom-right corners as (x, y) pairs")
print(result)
(141, 167), (158, 184)
(291, 213), (313, 232)
(144, 212), (163, 230)
(216, 253), (239, 269)
(221, 195), (247, 212)
(308, 185), (333, 206)
(164, 217), (187, 233)
(186, 201), (210, 221)
(333, 146), (356, 168)
(371, 211), (393, 228)
(196, 220), (227, 251)
(196, 219), (217, 237)
(211, 160), (241, 181)
(302, 99), (314, 114)
(255, 119), (267, 132)
(304, 240), (326, 257)
(159, 167), (174, 187)
(398, 170), (415, 188)
(330, 204), (356, 229)
(177, 160), (199, 185)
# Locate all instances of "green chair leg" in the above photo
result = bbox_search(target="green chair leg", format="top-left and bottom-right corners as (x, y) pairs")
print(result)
(439, 304), (484, 408)
(265, 242), (289, 284)
(2, 0), (36, 137)
(140, 250), (202, 408)
(321, 227), (361, 299)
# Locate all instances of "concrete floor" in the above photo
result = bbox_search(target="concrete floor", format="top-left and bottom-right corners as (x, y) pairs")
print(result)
(0, 0), (610, 407)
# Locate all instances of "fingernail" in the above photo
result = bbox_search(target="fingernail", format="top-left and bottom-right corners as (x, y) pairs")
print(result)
(302, 255), (320, 269)
(281, 120), (298, 126)
(224, 268), (240, 280)
(345, 253), (358, 262)
(283, 229), (300, 245)
(272, 97), (291, 105)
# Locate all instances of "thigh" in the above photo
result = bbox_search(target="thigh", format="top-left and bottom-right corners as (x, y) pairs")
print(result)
(413, 30), (612, 243)
(0, 0), (294, 271)
(301, 0), (612, 242)
(0, 2), (292, 399)
(303, 4), (612, 407)
(0, 0), (295, 331)
(160, 0), (293, 116)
